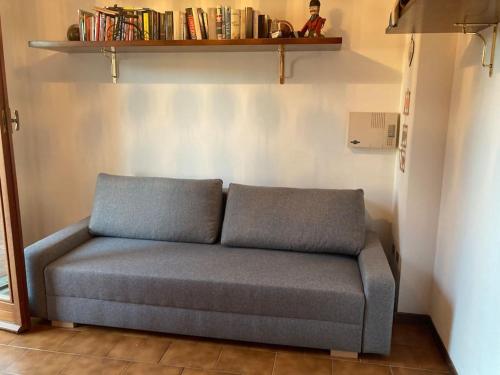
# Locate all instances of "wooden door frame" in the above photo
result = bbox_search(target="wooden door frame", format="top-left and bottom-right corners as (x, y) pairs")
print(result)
(0, 17), (30, 332)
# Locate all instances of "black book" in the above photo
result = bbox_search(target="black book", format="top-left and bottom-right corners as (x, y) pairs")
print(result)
(197, 9), (207, 39)
(258, 15), (266, 38)
(160, 13), (166, 40)
(245, 7), (253, 39)
(166, 11), (174, 40)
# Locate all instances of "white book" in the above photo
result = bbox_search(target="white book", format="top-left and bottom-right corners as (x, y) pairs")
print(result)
(231, 9), (241, 40)
(253, 10), (260, 39)
(173, 11), (182, 40)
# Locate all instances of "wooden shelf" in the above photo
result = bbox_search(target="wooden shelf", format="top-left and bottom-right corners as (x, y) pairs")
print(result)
(386, 0), (499, 34)
(28, 38), (342, 84)
(28, 38), (343, 53)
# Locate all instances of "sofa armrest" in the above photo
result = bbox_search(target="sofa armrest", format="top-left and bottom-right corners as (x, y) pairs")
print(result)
(24, 218), (92, 318)
(358, 231), (395, 355)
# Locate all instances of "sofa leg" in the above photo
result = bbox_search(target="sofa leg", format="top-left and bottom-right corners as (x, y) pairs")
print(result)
(330, 350), (359, 359)
(52, 321), (77, 329)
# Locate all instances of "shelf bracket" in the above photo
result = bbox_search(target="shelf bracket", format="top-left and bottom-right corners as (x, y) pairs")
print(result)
(279, 45), (285, 84)
(101, 47), (119, 83)
(455, 23), (498, 77)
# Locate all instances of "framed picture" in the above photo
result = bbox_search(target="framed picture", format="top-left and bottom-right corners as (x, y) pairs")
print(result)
(399, 124), (409, 173)
(403, 89), (411, 116)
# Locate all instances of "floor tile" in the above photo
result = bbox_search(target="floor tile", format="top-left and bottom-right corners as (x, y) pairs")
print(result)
(414, 346), (450, 372)
(0, 331), (16, 345)
(160, 340), (222, 369)
(8, 325), (77, 351)
(181, 370), (240, 375)
(215, 346), (276, 375)
(124, 362), (181, 375)
(56, 330), (123, 356)
(332, 360), (390, 374)
(361, 345), (420, 367)
(5, 349), (74, 375)
(274, 352), (332, 375)
(0, 345), (26, 370)
(60, 355), (129, 375)
(391, 368), (450, 375)
(107, 335), (171, 363)
(392, 323), (436, 348)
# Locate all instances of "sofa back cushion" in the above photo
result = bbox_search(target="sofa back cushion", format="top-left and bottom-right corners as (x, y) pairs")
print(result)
(89, 174), (223, 244)
(221, 184), (366, 256)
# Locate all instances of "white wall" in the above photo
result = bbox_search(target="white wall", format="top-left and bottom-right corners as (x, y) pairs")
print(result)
(393, 34), (456, 313)
(431, 27), (500, 374)
(1, 0), (405, 246)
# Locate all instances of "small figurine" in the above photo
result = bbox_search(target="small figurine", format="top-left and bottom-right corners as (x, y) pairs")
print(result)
(299, 0), (326, 38)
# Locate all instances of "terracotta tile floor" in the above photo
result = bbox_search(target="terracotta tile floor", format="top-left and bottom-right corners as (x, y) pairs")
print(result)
(0, 319), (452, 374)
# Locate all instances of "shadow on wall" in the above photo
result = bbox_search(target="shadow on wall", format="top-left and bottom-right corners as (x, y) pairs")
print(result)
(26, 50), (401, 85)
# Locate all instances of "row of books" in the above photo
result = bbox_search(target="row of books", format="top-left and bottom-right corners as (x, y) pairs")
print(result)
(78, 5), (272, 42)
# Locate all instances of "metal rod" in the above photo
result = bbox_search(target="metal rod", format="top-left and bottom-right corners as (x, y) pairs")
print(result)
(279, 45), (285, 84)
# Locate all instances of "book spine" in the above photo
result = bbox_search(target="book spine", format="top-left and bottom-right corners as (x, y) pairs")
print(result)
(203, 12), (209, 40)
(245, 7), (253, 39)
(225, 7), (231, 40)
(160, 13), (166, 40)
(208, 8), (217, 40)
(143, 12), (150, 40)
(197, 9), (207, 39)
(253, 11), (260, 39)
(221, 7), (226, 39)
(173, 11), (181, 40)
(181, 12), (188, 40)
(240, 10), (246, 39)
(258, 15), (266, 38)
(167, 11), (174, 40)
(216, 7), (223, 40)
(231, 9), (240, 40)
(185, 8), (196, 40)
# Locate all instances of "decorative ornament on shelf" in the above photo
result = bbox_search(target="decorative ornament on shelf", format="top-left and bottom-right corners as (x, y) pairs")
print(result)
(408, 34), (415, 67)
(271, 20), (296, 38)
(299, 0), (326, 38)
(67, 24), (80, 41)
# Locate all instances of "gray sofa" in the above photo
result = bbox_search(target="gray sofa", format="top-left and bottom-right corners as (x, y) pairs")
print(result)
(25, 174), (395, 356)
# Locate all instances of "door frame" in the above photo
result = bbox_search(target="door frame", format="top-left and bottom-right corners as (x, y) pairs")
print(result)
(0, 17), (30, 332)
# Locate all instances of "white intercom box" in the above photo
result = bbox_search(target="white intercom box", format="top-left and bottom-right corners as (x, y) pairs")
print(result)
(348, 112), (400, 150)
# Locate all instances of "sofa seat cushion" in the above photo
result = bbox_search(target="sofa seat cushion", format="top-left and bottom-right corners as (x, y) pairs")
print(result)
(45, 238), (365, 325)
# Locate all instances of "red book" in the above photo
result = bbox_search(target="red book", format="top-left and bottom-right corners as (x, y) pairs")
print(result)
(185, 8), (197, 39)
(96, 12), (101, 41)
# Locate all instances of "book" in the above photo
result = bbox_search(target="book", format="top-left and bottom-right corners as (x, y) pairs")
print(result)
(203, 12), (209, 40)
(185, 8), (197, 40)
(245, 7), (253, 39)
(192, 8), (203, 40)
(166, 11), (174, 40)
(240, 10), (246, 39)
(160, 13), (166, 40)
(258, 14), (267, 38)
(197, 8), (207, 39)
(181, 12), (188, 40)
(208, 8), (217, 40)
(173, 11), (182, 40)
(143, 11), (150, 40)
(231, 9), (241, 40)
(216, 6), (223, 40)
(225, 7), (231, 40)
(221, 6), (226, 39)
(253, 10), (260, 39)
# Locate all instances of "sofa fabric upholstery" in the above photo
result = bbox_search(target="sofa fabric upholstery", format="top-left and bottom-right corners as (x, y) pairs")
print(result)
(47, 296), (363, 352)
(358, 232), (396, 355)
(44, 237), (365, 325)
(221, 184), (366, 256)
(24, 218), (92, 318)
(89, 174), (223, 244)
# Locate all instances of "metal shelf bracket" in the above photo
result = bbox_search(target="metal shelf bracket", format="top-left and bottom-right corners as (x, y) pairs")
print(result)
(455, 23), (498, 77)
(279, 45), (285, 84)
(101, 47), (119, 83)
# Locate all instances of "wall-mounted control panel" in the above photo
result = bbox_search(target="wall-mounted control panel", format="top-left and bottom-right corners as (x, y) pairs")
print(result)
(348, 112), (400, 150)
